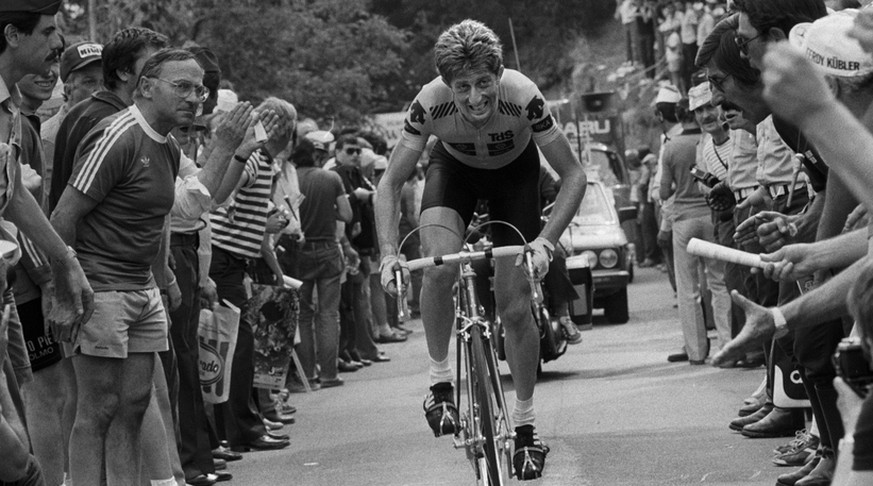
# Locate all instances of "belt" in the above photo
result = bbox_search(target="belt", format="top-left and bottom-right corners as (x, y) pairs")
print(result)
(170, 231), (199, 248)
(765, 182), (805, 199)
(733, 187), (757, 202)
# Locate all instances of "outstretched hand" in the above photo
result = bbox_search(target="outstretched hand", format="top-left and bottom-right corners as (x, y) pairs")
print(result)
(711, 290), (776, 366)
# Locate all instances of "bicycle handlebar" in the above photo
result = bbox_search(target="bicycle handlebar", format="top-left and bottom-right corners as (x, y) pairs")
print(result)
(405, 245), (525, 272)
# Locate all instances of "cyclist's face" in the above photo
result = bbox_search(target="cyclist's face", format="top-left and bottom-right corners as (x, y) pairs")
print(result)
(447, 67), (503, 126)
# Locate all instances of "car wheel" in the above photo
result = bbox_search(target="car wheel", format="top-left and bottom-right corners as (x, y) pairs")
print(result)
(604, 287), (629, 324)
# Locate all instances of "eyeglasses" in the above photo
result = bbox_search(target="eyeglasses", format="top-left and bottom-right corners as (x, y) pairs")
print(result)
(148, 77), (210, 102)
(179, 125), (208, 134)
(707, 73), (732, 92)
(734, 33), (762, 56)
(344, 147), (361, 155)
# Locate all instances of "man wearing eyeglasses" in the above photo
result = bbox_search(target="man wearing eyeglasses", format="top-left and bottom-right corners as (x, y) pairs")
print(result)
(48, 48), (211, 486)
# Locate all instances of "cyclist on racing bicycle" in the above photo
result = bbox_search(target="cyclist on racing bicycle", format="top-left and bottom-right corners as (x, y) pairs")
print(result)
(375, 19), (586, 480)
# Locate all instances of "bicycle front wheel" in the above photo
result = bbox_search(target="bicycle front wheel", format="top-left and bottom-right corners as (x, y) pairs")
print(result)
(470, 324), (511, 486)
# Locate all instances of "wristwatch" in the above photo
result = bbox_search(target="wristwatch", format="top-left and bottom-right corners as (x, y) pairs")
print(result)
(771, 306), (789, 339)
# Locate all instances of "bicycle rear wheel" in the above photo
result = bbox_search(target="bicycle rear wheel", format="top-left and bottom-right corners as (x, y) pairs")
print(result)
(470, 324), (510, 486)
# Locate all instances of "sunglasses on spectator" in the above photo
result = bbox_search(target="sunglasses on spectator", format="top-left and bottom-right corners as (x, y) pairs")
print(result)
(734, 33), (762, 56)
(344, 147), (361, 155)
(707, 73), (732, 92)
(148, 77), (210, 102)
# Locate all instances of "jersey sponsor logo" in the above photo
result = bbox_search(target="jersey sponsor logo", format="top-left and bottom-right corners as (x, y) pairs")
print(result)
(447, 142), (476, 156)
(532, 115), (555, 133)
(409, 100), (426, 125)
(430, 102), (457, 120)
(488, 140), (515, 156)
(498, 100), (522, 117)
(525, 96), (546, 121)
(403, 120), (421, 136)
(488, 130), (513, 142)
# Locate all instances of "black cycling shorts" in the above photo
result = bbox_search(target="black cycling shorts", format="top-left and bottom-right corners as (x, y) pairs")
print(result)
(420, 139), (541, 246)
(19, 298), (63, 372)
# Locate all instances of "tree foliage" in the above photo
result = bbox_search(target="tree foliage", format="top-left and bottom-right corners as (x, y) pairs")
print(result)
(57, 0), (616, 125)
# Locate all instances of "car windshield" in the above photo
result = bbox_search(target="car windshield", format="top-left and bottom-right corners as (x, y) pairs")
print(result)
(580, 149), (621, 187)
(572, 183), (614, 226)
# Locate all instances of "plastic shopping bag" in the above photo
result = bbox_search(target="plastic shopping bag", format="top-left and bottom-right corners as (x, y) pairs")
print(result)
(247, 283), (299, 390)
(198, 300), (240, 404)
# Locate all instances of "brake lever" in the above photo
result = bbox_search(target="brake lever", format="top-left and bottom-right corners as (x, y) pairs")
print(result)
(394, 262), (410, 321)
(523, 248), (543, 305)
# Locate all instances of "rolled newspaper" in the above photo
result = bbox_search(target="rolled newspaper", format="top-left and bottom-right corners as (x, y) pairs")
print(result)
(686, 238), (766, 268)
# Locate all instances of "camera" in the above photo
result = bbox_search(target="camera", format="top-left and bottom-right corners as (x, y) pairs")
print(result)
(833, 337), (873, 398)
(690, 166), (721, 188)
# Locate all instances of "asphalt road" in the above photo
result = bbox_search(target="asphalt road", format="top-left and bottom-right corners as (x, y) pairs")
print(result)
(226, 267), (794, 485)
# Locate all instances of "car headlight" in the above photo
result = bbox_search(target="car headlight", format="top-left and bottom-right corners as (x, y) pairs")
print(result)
(580, 250), (598, 268)
(599, 249), (619, 268)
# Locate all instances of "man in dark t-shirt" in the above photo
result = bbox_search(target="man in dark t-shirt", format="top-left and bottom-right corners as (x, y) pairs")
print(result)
(279, 138), (351, 386)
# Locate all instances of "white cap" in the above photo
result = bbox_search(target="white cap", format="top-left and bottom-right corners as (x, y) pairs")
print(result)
(215, 89), (239, 113)
(655, 84), (682, 104)
(688, 82), (713, 111)
(789, 9), (873, 78)
(304, 130), (334, 152)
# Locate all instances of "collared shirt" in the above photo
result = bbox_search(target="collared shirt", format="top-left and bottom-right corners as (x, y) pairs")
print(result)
(727, 129), (759, 191)
(756, 116), (807, 187)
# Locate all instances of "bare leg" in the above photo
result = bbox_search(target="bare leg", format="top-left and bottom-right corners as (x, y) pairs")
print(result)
(418, 207), (465, 365)
(134, 357), (183, 485)
(104, 352), (156, 486)
(20, 358), (76, 485)
(69, 355), (124, 485)
(493, 257), (538, 402)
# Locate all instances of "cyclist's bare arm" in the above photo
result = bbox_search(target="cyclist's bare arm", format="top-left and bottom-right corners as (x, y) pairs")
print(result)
(537, 134), (586, 244)
(376, 143), (422, 258)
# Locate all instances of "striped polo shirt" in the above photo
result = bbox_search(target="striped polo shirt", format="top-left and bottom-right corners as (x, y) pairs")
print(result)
(210, 149), (274, 259)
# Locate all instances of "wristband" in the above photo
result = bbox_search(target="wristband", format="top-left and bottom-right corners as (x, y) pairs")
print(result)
(233, 153), (248, 164)
(772, 306), (789, 339)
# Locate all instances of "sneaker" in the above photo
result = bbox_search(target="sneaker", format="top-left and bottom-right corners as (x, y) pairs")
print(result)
(423, 382), (458, 437)
(558, 316), (582, 345)
(513, 425), (549, 480)
(773, 429), (819, 467)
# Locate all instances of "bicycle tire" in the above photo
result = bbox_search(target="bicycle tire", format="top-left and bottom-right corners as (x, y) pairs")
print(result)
(470, 324), (509, 486)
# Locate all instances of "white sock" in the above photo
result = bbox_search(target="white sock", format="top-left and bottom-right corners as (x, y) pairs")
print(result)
(513, 397), (535, 426)
(429, 356), (453, 385)
(809, 416), (819, 438)
(150, 478), (176, 486)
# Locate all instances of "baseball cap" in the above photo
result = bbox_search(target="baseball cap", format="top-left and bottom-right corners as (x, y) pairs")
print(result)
(688, 82), (713, 111)
(304, 130), (334, 152)
(789, 9), (873, 78)
(655, 84), (682, 104)
(0, 0), (61, 14)
(59, 42), (102, 83)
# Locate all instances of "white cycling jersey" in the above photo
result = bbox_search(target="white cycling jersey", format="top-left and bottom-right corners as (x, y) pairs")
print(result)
(397, 69), (562, 170)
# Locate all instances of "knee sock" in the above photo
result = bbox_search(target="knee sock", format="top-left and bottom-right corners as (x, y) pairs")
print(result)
(429, 356), (453, 385)
(512, 397), (536, 427)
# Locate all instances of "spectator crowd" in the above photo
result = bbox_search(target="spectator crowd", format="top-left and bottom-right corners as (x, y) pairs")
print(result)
(0, 1), (421, 485)
(6, 0), (873, 485)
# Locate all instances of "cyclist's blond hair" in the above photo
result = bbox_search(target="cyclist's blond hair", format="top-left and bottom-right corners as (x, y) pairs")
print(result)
(434, 19), (503, 84)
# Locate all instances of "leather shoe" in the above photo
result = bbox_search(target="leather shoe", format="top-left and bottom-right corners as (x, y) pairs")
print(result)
(213, 458), (226, 470)
(263, 417), (284, 431)
(321, 377), (344, 388)
(777, 456), (819, 486)
(795, 454), (834, 486)
(263, 409), (296, 425)
(230, 434), (290, 452)
(213, 471), (233, 482)
(267, 430), (289, 441)
(212, 446), (243, 462)
(741, 407), (804, 438)
(362, 353), (390, 363)
(738, 395), (766, 417)
(667, 350), (689, 362)
(729, 402), (773, 431)
(375, 330), (407, 343)
(187, 474), (216, 486)
(337, 359), (359, 372)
